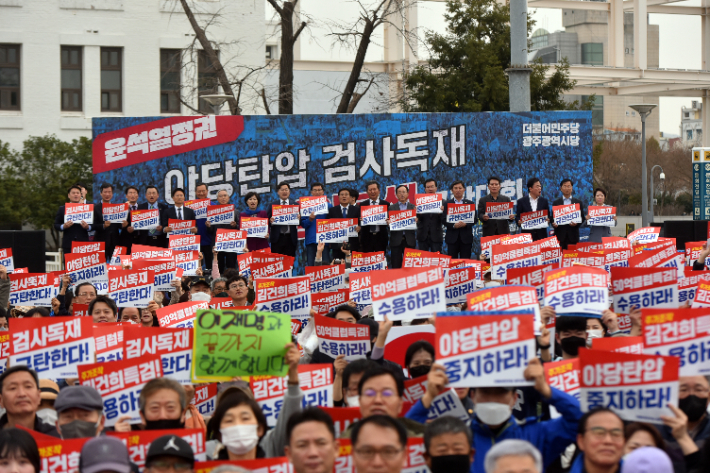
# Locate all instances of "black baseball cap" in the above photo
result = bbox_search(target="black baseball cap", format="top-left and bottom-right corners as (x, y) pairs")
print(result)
(146, 435), (195, 466)
(189, 277), (210, 288)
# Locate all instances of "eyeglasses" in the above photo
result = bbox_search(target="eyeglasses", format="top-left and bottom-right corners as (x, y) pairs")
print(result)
(362, 388), (395, 398)
(353, 447), (403, 461)
(679, 387), (710, 396)
(229, 284), (247, 289)
(586, 427), (624, 439)
(77, 292), (95, 297)
(146, 461), (192, 472)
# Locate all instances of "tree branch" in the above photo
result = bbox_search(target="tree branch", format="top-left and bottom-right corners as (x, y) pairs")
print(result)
(261, 89), (272, 114)
(347, 76), (376, 113)
(266, 0), (284, 16)
(293, 21), (307, 42)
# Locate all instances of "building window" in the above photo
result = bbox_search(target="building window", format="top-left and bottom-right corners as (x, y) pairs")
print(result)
(698, 129), (703, 139)
(684, 112), (690, 118)
(266, 45), (275, 59)
(160, 49), (181, 113)
(101, 47), (122, 112)
(61, 46), (82, 111)
(687, 130), (693, 140)
(581, 43), (603, 65)
(0, 44), (20, 110)
(582, 95), (603, 128)
(198, 50), (219, 114)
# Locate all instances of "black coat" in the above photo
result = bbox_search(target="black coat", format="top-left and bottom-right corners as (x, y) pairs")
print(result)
(478, 194), (512, 237)
(358, 198), (391, 236)
(443, 198), (475, 244)
(515, 195), (551, 241)
(328, 204), (361, 251)
(94, 202), (122, 249)
(552, 197), (586, 244)
(267, 198), (299, 247)
(416, 206), (444, 243)
(53, 205), (91, 252)
(160, 205), (197, 229)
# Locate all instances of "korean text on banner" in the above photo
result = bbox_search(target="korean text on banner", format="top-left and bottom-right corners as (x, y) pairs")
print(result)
(299, 196), (329, 217)
(611, 267), (678, 314)
(130, 209), (159, 230)
(206, 204), (235, 225)
(553, 204), (582, 225)
(490, 243), (542, 281)
(214, 229), (247, 253)
(520, 210), (549, 231)
(0, 248), (14, 273)
(9, 273), (55, 307)
(65, 251), (108, 293)
(192, 383), (218, 418)
(9, 317), (94, 380)
(102, 203), (129, 223)
(446, 204), (476, 224)
(486, 201), (514, 220)
(132, 258), (180, 292)
(174, 251), (201, 276)
(445, 267), (479, 305)
(64, 203), (94, 224)
(317, 219), (350, 243)
(156, 301), (210, 328)
(467, 285), (542, 334)
(679, 270), (710, 305)
(35, 437), (88, 473)
(349, 272), (372, 312)
(593, 336), (644, 354)
(545, 358), (580, 418)
(544, 266), (608, 316)
(361, 205), (388, 226)
(643, 308), (710, 376)
(588, 206), (616, 227)
(108, 270), (154, 308)
(306, 264), (346, 293)
(389, 209), (417, 232)
(192, 309), (292, 381)
(185, 199), (210, 219)
(371, 267), (446, 321)
(240, 217), (268, 238)
(351, 251), (387, 272)
(123, 326), (193, 384)
(271, 205), (300, 225)
(314, 316), (370, 360)
(312, 289), (349, 316)
(168, 219), (195, 236)
(436, 314), (536, 388)
(403, 248), (451, 269)
(94, 323), (124, 362)
(692, 277), (710, 308)
(254, 276), (311, 323)
(578, 348), (679, 423)
(416, 193), (443, 214)
(507, 264), (555, 304)
(628, 227), (661, 246)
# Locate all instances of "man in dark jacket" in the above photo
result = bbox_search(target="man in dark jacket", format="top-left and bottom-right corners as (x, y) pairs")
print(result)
(54, 185), (93, 259)
(552, 179), (586, 250)
(417, 179), (445, 253)
(268, 183), (299, 257)
(359, 181), (390, 254)
(389, 185), (416, 269)
(329, 188), (361, 261)
(516, 178), (551, 242)
(160, 188), (197, 240)
(94, 183), (121, 262)
(119, 186), (141, 254)
(0, 366), (59, 437)
(139, 185), (168, 247)
(478, 176), (514, 237)
(443, 180), (474, 259)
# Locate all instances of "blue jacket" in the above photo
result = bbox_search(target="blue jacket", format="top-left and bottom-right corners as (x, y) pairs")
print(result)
(196, 218), (212, 246)
(569, 452), (622, 473)
(300, 203), (333, 245)
(406, 387), (582, 473)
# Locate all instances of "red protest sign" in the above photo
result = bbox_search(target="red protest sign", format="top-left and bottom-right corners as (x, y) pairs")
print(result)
(642, 308), (710, 376)
(403, 248), (451, 268)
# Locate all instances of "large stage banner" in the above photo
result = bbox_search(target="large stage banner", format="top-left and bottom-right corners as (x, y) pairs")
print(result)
(93, 112), (592, 272)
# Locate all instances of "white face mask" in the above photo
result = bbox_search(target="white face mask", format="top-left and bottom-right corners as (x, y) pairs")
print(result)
(191, 292), (212, 302)
(483, 281), (501, 288)
(221, 424), (259, 455)
(587, 329), (604, 347)
(474, 402), (512, 426)
(36, 408), (57, 425)
(346, 395), (360, 407)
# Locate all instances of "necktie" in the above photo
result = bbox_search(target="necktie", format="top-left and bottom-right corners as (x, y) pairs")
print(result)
(371, 201), (379, 231)
(131, 205), (136, 211)
(281, 200), (289, 233)
(342, 206), (347, 218)
(178, 207), (182, 220)
(282, 200), (287, 205)
(149, 204), (157, 235)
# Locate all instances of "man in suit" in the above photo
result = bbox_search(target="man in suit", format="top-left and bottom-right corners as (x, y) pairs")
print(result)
(552, 178), (586, 250)
(358, 181), (390, 254)
(119, 186), (141, 254)
(516, 177), (551, 242)
(267, 183), (299, 257)
(138, 185), (168, 247)
(301, 182), (332, 266)
(388, 185), (416, 269)
(194, 183), (214, 271)
(328, 187), (361, 262)
(416, 179), (444, 253)
(478, 176), (514, 237)
(161, 188), (198, 243)
(443, 180), (474, 259)
(94, 183), (122, 262)
(54, 185), (93, 260)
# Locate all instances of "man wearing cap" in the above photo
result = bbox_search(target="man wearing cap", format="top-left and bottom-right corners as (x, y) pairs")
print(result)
(144, 435), (195, 473)
(80, 437), (132, 473)
(169, 276), (212, 306)
(54, 385), (105, 439)
(0, 366), (59, 436)
(37, 379), (60, 425)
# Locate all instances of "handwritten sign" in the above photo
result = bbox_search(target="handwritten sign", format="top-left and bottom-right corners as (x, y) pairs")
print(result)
(415, 193), (443, 214)
(64, 203), (94, 224)
(544, 266), (608, 316)
(206, 204), (235, 225)
(130, 209), (159, 230)
(520, 210), (549, 231)
(588, 206), (616, 227)
(371, 267), (446, 321)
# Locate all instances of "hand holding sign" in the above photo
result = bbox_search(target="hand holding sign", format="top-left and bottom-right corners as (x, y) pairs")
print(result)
(524, 358), (552, 399)
(422, 363), (448, 409)
(660, 404), (697, 452)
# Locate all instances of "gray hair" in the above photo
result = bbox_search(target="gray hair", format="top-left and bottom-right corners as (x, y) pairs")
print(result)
(211, 466), (251, 473)
(211, 277), (227, 292)
(424, 416), (472, 453)
(484, 440), (542, 473)
(139, 378), (187, 411)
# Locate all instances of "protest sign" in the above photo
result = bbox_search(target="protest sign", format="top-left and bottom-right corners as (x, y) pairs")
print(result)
(384, 325), (435, 368)
(193, 309), (292, 380)
(576, 242), (603, 252)
(192, 383), (218, 418)
(156, 301), (210, 328)
(252, 364), (333, 427)
(0, 332), (9, 376)
(0, 248), (14, 272)
(311, 290), (349, 316)
(490, 243), (542, 281)
(389, 209), (417, 231)
(94, 323), (124, 362)
(436, 314), (536, 387)
(252, 259), (294, 279)
(314, 316), (370, 360)
(108, 270), (154, 308)
(209, 297), (234, 310)
(169, 234), (200, 252)
(174, 250), (200, 276)
(306, 264), (346, 292)
(65, 251), (108, 293)
(561, 250), (605, 268)
(34, 437), (88, 473)
(132, 258), (181, 292)
(254, 277), (311, 322)
(643, 308), (710, 376)
(168, 219), (196, 236)
(206, 204), (235, 225)
(610, 267), (678, 314)
(445, 266), (479, 304)
(587, 206), (616, 227)
(107, 429), (206, 467)
(371, 267), (446, 321)
(361, 205), (388, 226)
(9, 317), (94, 379)
(351, 251), (387, 272)
(629, 245), (683, 279)
(240, 217), (269, 238)
(553, 204), (582, 225)
(100, 203), (129, 224)
(316, 219), (351, 243)
(123, 326), (193, 384)
(237, 252), (253, 276)
(299, 196), (329, 217)
(692, 277), (710, 308)
(271, 204), (300, 225)
(214, 229), (247, 253)
(403, 248), (451, 268)
(9, 273), (54, 307)
(578, 348), (679, 422)
(13, 267), (27, 273)
(130, 244), (172, 260)
(507, 264), (555, 304)
(402, 376), (469, 422)
(349, 272), (372, 311)
(416, 193), (443, 214)
(679, 270), (710, 305)
(64, 203), (94, 224)
(605, 248), (632, 272)
(545, 358), (580, 418)
(486, 201), (514, 220)
(593, 336), (644, 354)
(628, 227), (661, 245)
(446, 203), (476, 224)
(111, 246), (127, 266)
(501, 233), (535, 246)
(71, 241), (105, 255)
(467, 285), (541, 334)
(520, 210), (549, 231)
(322, 407), (361, 438)
(185, 199), (210, 219)
(71, 303), (89, 317)
(130, 209), (159, 230)
(685, 241), (707, 266)
(632, 240), (675, 256)
(604, 236), (631, 250)
(543, 266), (608, 316)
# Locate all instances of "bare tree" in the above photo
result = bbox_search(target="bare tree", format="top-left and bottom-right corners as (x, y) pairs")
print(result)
(267, 0), (307, 114)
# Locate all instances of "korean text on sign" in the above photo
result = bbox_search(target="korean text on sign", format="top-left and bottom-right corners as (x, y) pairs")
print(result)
(314, 316), (370, 361)
(643, 308), (710, 376)
(544, 266), (608, 316)
(371, 267), (446, 321)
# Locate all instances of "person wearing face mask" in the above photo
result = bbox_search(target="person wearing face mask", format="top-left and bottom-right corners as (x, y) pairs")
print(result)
(188, 277), (212, 304)
(554, 316), (588, 360)
(54, 386), (105, 439)
(586, 318), (606, 347)
(424, 416), (474, 473)
(36, 380), (59, 425)
(407, 360), (582, 473)
(405, 341), (435, 379)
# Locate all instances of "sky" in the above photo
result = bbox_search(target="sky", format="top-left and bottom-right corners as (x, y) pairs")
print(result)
(278, 0), (704, 136)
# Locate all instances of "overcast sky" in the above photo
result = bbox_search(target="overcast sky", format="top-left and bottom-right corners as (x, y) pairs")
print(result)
(285, 0), (702, 136)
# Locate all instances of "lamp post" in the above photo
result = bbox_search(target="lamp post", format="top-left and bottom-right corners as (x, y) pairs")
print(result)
(200, 94), (233, 115)
(650, 164), (665, 222)
(629, 104), (658, 228)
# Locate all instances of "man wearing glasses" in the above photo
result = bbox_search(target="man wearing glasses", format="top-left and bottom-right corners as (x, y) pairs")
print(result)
(144, 435), (195, 473)
(661, 376), (710, 468)
(226, 275), (253, 307)
(571, 407), (624, 473)
(351, 415), (408, 473)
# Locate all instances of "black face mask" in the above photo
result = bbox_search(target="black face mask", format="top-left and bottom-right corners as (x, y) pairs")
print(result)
(216, 292), (229, 298)
(409, 365), (431, 379)
(60, 419), (97, 439)
(560, 336), (586, 357)
(430, 454), (471, 473)
(679, 395), (709, 422)
(144, 418), (185, 430)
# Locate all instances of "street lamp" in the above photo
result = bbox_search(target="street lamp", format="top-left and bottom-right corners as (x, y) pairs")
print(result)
(200, 94), (232, 115)
(629, 104), (658, 228)
(650, 164), (665, 221)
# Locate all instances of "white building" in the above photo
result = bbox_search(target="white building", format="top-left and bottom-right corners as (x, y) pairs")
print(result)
(681, 100), (703, 147)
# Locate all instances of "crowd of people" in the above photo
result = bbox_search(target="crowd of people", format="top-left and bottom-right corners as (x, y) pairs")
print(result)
(0, 175), (707, 473)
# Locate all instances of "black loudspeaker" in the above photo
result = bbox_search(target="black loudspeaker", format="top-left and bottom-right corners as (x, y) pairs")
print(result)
(0, 231), (46, 273)
(662, 221), (702, 250)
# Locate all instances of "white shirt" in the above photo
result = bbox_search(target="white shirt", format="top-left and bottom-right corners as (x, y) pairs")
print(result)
(563, 197), (572, 205)
(530, 196), (539, 212)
